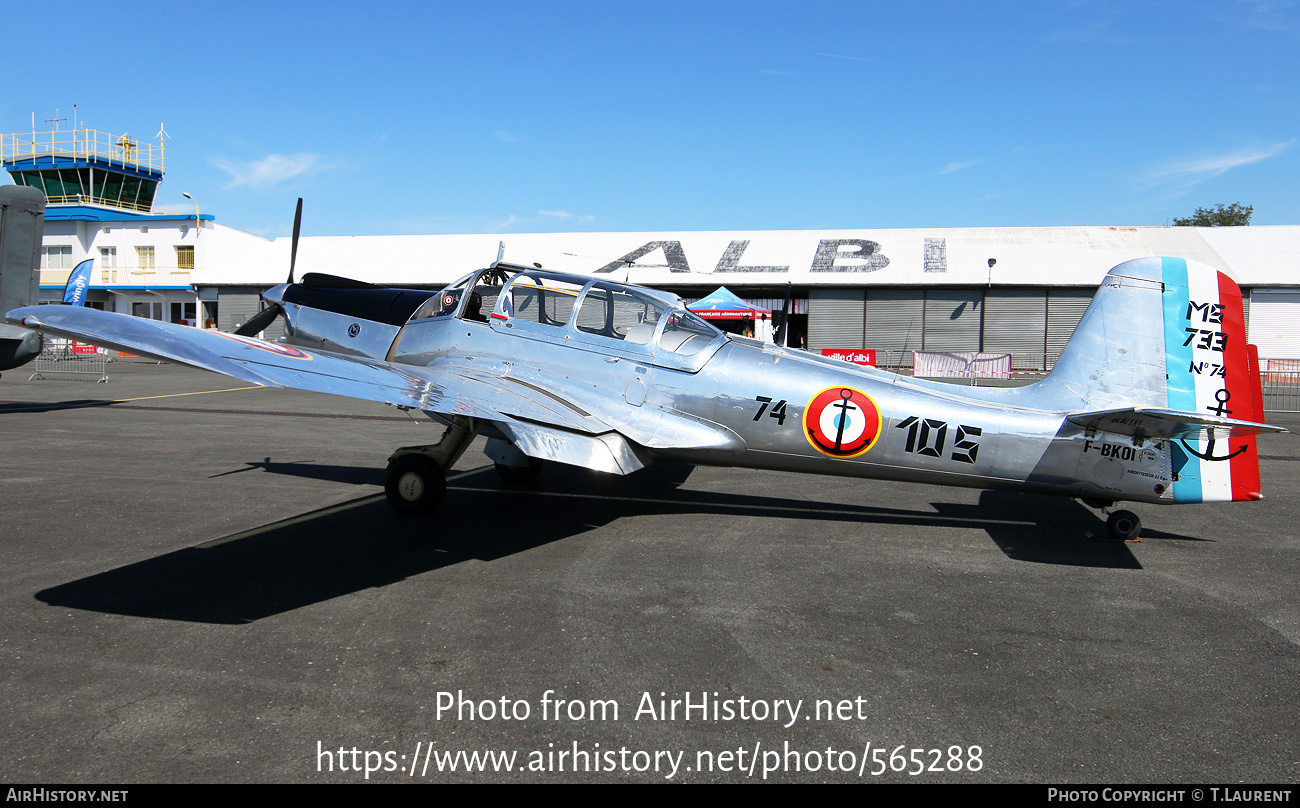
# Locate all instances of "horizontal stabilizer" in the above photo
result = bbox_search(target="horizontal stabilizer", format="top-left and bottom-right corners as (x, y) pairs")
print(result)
(1067, 407), (1286, 440)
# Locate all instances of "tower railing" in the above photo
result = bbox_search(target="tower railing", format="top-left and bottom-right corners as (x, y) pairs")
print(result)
(1, 128), (164, 174)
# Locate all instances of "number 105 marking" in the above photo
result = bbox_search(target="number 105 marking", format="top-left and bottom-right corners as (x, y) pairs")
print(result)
(896, 416), (982, 464)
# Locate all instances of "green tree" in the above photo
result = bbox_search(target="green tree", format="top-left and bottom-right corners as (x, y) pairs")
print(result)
(1171, 203), (1253, 226)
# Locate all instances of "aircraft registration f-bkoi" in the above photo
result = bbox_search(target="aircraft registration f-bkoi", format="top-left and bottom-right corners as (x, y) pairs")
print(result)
(6, 246), (1283, 541)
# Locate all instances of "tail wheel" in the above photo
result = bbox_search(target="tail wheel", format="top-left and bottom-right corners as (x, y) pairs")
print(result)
(1106, 510), (1142, 541)
(385, 454), (446, 516)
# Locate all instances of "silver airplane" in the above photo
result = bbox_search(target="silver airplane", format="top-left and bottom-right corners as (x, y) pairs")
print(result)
(5, 234), (1283, 541)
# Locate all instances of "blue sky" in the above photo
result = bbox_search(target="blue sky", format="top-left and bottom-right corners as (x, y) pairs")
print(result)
(5, 1), (1297, 237)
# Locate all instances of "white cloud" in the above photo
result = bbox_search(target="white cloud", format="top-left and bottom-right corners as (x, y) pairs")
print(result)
(495, 129), (520, 143)
(939, 158), (983, 175)
(483, 214), (518, 233)
(1138, 142), (1294, 191)
(538, 209), (594, 222)
(815, 51), (865, 61)
(814, 51), (905, 68)
(212, 153), (323, 189)
(1240, 0), (1297, 31)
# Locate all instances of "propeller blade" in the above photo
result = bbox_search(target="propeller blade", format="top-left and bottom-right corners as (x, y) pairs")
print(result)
(234, 304), (281, 337)
(288, 197), (302, 285)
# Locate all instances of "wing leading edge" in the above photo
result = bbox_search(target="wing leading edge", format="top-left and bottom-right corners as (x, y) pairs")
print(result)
(5, 305), (742, 475)
(7, 305), (599, 430)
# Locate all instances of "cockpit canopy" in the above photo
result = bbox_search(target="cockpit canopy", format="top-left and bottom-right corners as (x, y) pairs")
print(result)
(412, 265), (725, 372)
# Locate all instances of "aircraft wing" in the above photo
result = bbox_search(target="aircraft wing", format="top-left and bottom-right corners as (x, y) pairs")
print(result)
(5, 305), (601, 433)
(1066, 407), (1286, 440)
(5, 306), (743, 473)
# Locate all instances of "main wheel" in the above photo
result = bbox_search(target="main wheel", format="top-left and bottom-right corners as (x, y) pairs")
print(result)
(494, 457), (543, 484)
(1106, 510), (1141, 541)
(385, 454), (446, 516)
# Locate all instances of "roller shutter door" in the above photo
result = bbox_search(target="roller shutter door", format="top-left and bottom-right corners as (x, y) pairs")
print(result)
(863, 289), (923, 367)
(1250, 290), (1300, 360)
(923, 288), (984, 353)
(218, 288), (260, 333)
(219, 287), (285, 341)
(984, 289), (1048, 370)
(1046, 288), (1093, 365)
(807, 289), (864, 351)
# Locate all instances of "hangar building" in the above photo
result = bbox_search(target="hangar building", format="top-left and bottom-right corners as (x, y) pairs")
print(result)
(6, 124), (1298, 370)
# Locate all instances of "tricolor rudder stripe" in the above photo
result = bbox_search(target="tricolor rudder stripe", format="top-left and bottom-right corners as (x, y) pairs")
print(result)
(1161, 257), (1261, 503)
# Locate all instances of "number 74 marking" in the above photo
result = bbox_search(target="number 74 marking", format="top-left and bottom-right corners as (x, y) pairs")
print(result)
(753, 396), (788, 425)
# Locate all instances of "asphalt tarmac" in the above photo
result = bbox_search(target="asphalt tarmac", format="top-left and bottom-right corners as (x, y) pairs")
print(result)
(2, 360), (1298, 783)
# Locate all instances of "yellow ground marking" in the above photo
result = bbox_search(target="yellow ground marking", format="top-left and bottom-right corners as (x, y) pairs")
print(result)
(113, 385), (263, 403)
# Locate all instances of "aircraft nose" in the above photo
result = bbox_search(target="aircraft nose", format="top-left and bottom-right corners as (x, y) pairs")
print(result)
(261, 283), (290, 307)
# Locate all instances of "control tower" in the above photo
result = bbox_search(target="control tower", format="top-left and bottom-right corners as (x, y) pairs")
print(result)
(1, 126), (165, 216)
(0, 118), (256, 327)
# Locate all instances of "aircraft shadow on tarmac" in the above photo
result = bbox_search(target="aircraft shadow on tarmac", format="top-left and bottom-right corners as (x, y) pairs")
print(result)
(208, 456), (385, 486)
(0, 398), (117, 414)
(36, 461), (1204, 624)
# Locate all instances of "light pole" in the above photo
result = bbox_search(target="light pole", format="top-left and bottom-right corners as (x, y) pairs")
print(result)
(182, 192), (202, 327)
(182, 192), (201, 230)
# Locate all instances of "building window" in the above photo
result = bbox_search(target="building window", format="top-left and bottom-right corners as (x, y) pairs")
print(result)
(169, 302), (197, 325)
(132, 301), (163, 320)
(175, 246), (194, 270)
(99, 247), (117, 267)
(41, 245), (72, 268)
(136, 246), (155, 269)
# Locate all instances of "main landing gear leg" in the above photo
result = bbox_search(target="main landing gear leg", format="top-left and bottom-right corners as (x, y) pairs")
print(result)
(384, 416), (479, 516)
(1080, 497), (1142, 541)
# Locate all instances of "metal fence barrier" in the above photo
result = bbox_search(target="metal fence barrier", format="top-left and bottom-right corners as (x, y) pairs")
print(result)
(913, 351), (1013, 380)
(28, 339), (109, 383)
(1261, 360), (1300, 413)
(868, 350), (1060, 375)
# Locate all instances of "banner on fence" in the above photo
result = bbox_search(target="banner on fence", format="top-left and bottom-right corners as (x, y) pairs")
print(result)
(913, 351), (1012, 379)
(820, 348), (876, 366)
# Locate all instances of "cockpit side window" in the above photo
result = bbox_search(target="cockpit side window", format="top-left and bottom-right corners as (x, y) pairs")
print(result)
(412, 274), (473, 321)
(462, 268), (512, 323)
(496, 273), (584, 326)
(576, 285), (665, 344)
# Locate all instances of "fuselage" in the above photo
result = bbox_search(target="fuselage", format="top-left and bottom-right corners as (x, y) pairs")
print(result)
(279, 288), (1175, 507)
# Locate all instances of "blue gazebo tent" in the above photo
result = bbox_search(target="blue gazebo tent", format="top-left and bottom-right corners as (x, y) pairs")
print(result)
(686, 286), (770, 320)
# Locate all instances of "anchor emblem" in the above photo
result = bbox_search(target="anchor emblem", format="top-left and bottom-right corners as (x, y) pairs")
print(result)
(1178, 434), (1248, 462)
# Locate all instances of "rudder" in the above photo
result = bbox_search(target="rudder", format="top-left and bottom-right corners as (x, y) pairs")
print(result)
(1160, 257), (1263, 502)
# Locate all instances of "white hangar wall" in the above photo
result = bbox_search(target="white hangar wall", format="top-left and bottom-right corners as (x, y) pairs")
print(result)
(195, 224), (1300, 364)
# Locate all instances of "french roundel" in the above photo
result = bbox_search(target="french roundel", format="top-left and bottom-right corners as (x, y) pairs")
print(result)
(804, 386), (882, 459)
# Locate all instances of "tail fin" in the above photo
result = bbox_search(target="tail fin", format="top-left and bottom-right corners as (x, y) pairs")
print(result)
(1159, 257), (1264, 502)
(0, 186), (46, 371)
(1033, 256), (1270, 503)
